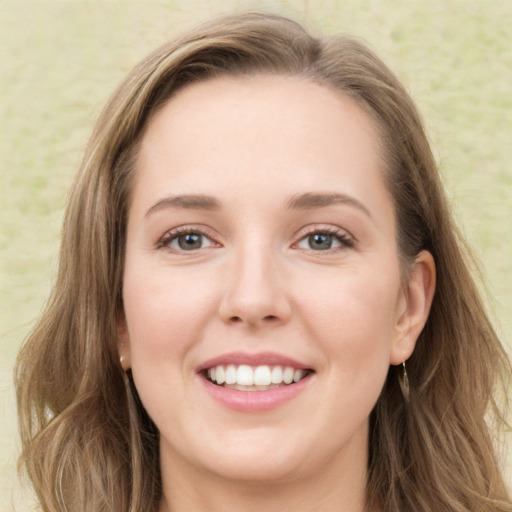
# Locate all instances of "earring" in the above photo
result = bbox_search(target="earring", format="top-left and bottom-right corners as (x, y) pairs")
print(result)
(398, 361), (410, 403)
(120, 355), (126, 369)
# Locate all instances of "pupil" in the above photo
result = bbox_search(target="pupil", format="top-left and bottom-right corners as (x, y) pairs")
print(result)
(178, 233), (202, 250)
(309, 233), (332, 250)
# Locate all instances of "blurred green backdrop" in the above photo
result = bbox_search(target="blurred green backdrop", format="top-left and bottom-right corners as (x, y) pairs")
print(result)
(1, 1), (511, 508)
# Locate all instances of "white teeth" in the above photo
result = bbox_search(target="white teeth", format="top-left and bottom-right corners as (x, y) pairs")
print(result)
(206, 364), (309, 388)
(283, 366), (294, 384)
(215, 365), (225, 385)
(225, 364), (237, 385)
(254, 365), (271, 386)
(293, 369), (306, 383)
(271, 366), (283, 384)
(237, 365), (253, 386)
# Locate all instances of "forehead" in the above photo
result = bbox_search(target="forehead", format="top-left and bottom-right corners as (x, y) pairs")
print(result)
(132, 74), (391, 220)
(143, 74), (382, 152)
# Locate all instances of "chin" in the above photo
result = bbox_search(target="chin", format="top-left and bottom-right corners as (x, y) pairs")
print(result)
(176, 428), (314, 484)
(203, 452), (308, 484)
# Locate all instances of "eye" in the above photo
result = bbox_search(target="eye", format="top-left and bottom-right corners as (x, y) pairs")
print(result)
(173, 233), (207, 250)
(158, 227), (219, 252)
(295, 228), (354, 251)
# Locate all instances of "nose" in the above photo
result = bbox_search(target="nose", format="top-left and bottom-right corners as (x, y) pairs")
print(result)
(218, 244), (292, 327)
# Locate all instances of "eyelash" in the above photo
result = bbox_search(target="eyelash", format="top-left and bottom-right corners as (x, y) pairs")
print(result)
(156, 225), (219, 252)
(293, 225), (355, 252)
(156, 225), (355, 253)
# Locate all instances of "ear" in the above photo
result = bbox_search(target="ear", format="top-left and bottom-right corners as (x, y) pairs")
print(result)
(390, 250), (436, 365)
(116, 311), (131, 371)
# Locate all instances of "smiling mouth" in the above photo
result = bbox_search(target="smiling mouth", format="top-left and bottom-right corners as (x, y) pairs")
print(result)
(203, 364), (313, 391)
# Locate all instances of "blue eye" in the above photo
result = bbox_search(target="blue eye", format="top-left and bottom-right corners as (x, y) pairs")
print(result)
(296, 230), (353, 251)
(307, 233), (335, 250)
(158, 228), (218, 252)
(174, 233), (205, 250)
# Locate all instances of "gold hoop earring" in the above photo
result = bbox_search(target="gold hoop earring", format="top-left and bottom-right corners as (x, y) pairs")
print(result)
(398, 361), (410, 403)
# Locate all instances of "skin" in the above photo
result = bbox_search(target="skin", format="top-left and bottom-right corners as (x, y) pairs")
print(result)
(118, 75), (435, 512)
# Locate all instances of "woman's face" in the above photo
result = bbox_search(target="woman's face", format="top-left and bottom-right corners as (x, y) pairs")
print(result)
(119, 75), (431, 485)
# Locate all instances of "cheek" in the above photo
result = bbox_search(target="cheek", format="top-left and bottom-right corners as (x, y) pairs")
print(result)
(121, 265), (219, 428)
(282, 267), (401, 453)
(302, 267), (400, 375)
(122, 261), (219, 364)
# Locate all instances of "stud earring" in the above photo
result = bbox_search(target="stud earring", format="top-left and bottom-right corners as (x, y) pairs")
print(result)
(398, 361), (410, 403)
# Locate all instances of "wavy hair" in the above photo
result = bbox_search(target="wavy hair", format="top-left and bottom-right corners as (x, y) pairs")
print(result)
(15, 12), (511, 511)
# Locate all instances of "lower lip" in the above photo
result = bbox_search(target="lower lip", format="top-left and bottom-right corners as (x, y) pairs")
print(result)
(200, 374), (312, 412)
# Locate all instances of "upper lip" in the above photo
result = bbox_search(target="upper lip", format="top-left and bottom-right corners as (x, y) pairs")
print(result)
(197, 352), (311, 372)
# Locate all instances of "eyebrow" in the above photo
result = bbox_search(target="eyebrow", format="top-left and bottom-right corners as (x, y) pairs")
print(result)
(145, 192), (371, 218)
(286, 192), (371, 218)
(145, 194), (220, 217)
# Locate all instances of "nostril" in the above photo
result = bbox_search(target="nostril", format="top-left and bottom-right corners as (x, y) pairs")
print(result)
(228, 314), (278, 324)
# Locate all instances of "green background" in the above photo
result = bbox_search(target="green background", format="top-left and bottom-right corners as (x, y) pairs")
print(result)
(1, 1), (510, 508)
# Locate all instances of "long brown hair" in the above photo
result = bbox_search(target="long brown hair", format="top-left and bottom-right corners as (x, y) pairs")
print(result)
(16, 12), (511, 511)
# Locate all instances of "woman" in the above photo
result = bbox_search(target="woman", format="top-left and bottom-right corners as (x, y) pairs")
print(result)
(15, 12), (511, 512)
